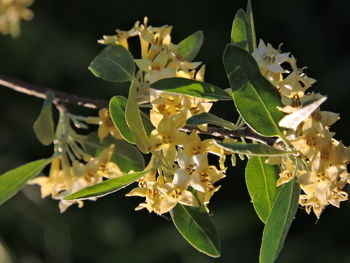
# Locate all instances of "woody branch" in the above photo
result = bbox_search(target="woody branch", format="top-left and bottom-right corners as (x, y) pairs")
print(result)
(0, 74), (275, 145)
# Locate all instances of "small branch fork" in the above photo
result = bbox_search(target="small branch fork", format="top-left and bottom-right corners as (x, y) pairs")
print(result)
(0, 74), (275, 145)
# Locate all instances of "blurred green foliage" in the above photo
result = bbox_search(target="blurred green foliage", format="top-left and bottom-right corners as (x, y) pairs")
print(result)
(0, 1), (350, 262)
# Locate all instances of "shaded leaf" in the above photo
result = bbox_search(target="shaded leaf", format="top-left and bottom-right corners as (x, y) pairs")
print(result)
(150, 78), (231, 101)
(170, 204), (221, 258)
(223, 44), (284, 137)
(177, 31), (204, 61)
(89, 45), (135, 82)
(186, 112), (237, 130)
(0, 159), (51, 205)
(64, 169), (151, 200)
(215, 141), (292, 156)
(259, 178), (300, 263)
(246, 0), (257, 51)
(33, 92), (55, 145)
(109, 96), (135, 143)
(80, 132), (145, 173)
(245, 157), (280, 223)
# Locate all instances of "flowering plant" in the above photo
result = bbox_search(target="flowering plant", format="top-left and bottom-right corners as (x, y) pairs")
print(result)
(0, 1), (349, 262)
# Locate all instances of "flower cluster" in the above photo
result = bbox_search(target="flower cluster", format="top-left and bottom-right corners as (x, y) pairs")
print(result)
(100, 18), (228, 214)
(253, 40), (350, 218)
(29, 112), (124, 212)
(0, 0), (34, 37)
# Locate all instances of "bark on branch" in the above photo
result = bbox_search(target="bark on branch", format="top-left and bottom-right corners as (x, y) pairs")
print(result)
(0, 74), (276, 145)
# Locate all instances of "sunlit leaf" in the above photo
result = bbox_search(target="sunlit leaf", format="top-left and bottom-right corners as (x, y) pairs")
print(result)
(126, 80), (149, 153)
(177, 31), (204, 61)
(64, 169), (151, 200)
(259, 178), (300, 263)
(245, 157), (280, 223)
(150, 78), (231, 101)
(186, 112), (237, 130)
(279, 96), (327, 130)
(215, 141), (292, 156)
(0, 159), (51, 205)
(89, 45), (135, 82)
(170, 204), (221, 258)
(33, 92), (55, 146)
(231, 9), (249, 50)
(223, 44), (284, 137)
(109, 96), (135, 143)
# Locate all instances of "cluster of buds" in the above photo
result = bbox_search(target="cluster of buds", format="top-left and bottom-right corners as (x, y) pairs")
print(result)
(253, 40), (350, 218)
(0, 0), (34, 37)
(100, 18), (228, 215)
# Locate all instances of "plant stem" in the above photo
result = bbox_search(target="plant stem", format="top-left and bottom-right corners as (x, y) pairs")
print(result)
(0, 74), (276, 145)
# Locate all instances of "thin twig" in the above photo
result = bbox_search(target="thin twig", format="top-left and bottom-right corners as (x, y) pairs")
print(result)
(0, 74), (108, 109)
(0, 74), (276, 145)
(180, 126), (276, 145)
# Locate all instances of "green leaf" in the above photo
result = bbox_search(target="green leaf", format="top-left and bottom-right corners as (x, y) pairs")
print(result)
(186, 112), (237, 130)
(150, 78), (231, 101)
(89, 45), (135, 82)
(215, 141), (292, 156)
(125, 80), (149, 153)
(246, 0), (257, 51)
(231, 9), (249, 50)
(0, 159), (51, 205)
(223, 44), (284, 137)
(230, 0), (256, 53)
(177, 31), (204, 61)
(64, 169), (151, 200)
(259, 178), (300, 263)
(140, 111), (155, 136)
(80, 132), (145, 173)
(33, 92), (55, 145)
(245, 157), (280, 223)
(109, 96), (135, 143)
(170, 204), (221, 258)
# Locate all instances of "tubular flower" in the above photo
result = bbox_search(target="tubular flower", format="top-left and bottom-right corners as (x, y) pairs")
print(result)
(29, 145), (124, 212)
(254, 39), (350, 218)
(97, 108), (123, 141)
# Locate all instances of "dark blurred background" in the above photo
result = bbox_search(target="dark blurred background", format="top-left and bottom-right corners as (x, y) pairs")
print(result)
(0, 1), (349, 262)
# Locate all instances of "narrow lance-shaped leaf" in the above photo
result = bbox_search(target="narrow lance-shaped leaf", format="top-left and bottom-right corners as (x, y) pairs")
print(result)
(125, 80), (150, 153)
(33, 92), (55, 146)
(177, 31), (204, 61)
(186, 112), (237, 130)
(223, 44), (285, 137)
(170, 204), (221, 258)
(0, 158), (51, 205)
(246, 0), (257, 51)
(64, 169), (151, 200)
(259, 178), (300, 263)
(150, 78), (231, 101)
(215, 141), (293, 156)
(245, 157), (280, 223)
(109, 96), (136, 144)
(89, 45), (135, 82)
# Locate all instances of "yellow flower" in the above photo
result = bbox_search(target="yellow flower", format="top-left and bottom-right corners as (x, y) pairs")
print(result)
(98, 108), (123, 141)
(0, 0), (34, 37)
(149, 110), (188, 153)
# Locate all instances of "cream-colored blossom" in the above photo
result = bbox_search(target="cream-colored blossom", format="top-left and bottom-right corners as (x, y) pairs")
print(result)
(0, 0), (34, 37)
